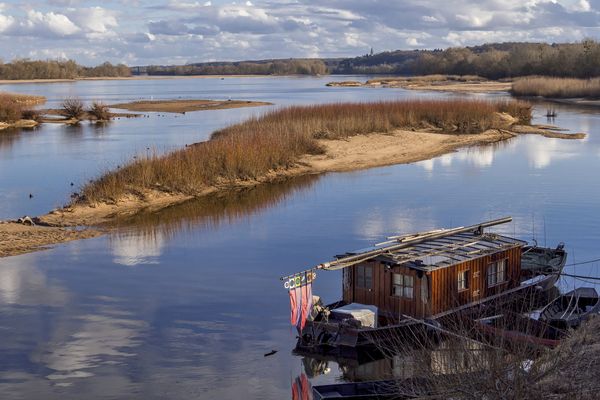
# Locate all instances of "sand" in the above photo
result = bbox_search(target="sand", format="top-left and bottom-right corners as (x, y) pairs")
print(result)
(109, 99), (273, 113)
(327, 79), (511, 93)
(0, 222), (101, 257)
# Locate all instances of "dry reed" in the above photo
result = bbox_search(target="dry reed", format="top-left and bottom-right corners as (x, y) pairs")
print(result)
(512, 76), (600, 98)
(81, 99), (531, 203)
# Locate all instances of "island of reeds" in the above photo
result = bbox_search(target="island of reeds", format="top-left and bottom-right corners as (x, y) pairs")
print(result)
(80, 99), (530, 205)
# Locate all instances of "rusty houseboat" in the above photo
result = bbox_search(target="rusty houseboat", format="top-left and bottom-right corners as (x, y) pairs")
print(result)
(291, 217), (566, 353)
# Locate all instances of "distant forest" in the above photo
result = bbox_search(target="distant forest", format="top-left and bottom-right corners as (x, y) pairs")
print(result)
(138, 59), (328, 76)
(136, 41), (600, 79)
(0, 60), (131, 80)
(328, 41), (600, 79)
(5, 41), (600, 80)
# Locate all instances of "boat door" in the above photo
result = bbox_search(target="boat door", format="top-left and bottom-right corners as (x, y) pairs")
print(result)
(353, 262), (376, 305)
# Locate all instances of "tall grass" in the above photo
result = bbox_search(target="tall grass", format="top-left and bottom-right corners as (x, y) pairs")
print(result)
(81, 99), (531, 203)
(0, 93), (45, 123)
(0, 95), (23, 123)
(512, 76), (600, 98)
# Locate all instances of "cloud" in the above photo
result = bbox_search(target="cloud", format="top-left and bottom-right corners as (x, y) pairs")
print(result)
(68, 7), (118, 37)
(18, 10), (81, 37)
(0, 1), (599, 65)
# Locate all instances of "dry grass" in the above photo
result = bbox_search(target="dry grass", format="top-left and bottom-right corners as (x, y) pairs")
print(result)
(88, 102), (111, 121)
(81, 99), (531, 203)
(0, 93), (45, 123)
(60, 98), (85, 120)
(367, 75), (487, 85)
(512, 77), (600, 98)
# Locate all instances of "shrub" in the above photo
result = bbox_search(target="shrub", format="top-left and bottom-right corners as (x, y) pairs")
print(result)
(0, 95), (23, 122)
(21, 109), (41, 122)
(61, 98), (85, 120)
(88, 102), (111, 121)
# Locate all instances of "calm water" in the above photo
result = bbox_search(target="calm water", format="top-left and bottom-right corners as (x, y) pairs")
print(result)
(1, 78), (599, 399)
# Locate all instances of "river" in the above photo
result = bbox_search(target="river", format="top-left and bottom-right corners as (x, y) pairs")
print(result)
(0, 76), (599, 399)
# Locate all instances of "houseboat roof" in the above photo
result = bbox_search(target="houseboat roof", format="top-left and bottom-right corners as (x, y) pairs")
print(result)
(340, 231), (527, 272)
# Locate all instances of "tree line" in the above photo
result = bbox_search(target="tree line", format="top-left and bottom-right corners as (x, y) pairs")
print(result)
(0, 59), (131, 80)
(329, 41), (600, 79)
(139, 59), (328, 76)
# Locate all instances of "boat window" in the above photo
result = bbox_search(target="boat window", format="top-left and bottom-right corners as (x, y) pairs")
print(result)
(356, 265), (373, 289)
(487, 259), (507, 287)
(393, 273), (414, 299)
(458, 270), (469, 291)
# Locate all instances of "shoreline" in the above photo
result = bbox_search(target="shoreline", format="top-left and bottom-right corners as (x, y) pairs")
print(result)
(0, 74), (300, 85)
(0, 124), (584, 257)
(39, 129), (512, 227)
(327, 77), (512, 93)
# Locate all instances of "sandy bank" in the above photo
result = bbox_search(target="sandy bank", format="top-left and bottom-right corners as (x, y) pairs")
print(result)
(327, 78), (511, 93)
(110, 99), (273, 113)
(0, 221), (101, 257)
(39, 128), (515, 228)
(0, 119), (39, 131)
(1, 121), (584, 258)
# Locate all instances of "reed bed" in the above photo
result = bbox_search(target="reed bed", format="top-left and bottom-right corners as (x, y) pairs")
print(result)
(81, 99), (531, 203)
(0, 92), (45, 123)
(512, 76), (600, 98)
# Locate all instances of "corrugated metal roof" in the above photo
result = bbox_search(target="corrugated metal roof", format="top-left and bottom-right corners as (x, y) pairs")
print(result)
(347, 232), (526, 271)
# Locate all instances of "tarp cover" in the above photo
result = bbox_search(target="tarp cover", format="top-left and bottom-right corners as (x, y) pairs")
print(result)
(331, 303), (378, 328)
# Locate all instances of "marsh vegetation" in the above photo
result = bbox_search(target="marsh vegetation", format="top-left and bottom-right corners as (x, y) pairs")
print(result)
(80, 99), (531, 204)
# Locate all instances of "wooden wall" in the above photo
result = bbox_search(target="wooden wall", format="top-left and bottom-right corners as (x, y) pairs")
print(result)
(342, 246), (522, 320)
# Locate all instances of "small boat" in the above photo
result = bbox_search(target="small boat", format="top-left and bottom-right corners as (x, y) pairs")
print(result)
(312, 378), (431, 400)
(539, 287), (600, 329)
(474, 312), (567, 350)
(521, 243), (567, 291)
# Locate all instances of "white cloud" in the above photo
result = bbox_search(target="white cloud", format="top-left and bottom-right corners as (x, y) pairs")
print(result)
(0, 0), (599, 65)
(23, 10), (81, 36)
(69, 7), (117, 35)
(0, 12), (13, 32)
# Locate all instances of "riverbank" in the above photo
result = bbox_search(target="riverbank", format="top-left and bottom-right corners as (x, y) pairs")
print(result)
(1, 99), (587, 257)
(0, 221), (101, 257)
(327, 75), (511, 93)
(110, 99), (273, 113)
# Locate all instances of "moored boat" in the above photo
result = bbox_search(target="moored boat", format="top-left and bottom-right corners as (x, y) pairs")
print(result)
(521, 243), (567, 291)
(474, 312), (567, 351)
(539, 287), (600, 329)
(283, 217), (568, 354)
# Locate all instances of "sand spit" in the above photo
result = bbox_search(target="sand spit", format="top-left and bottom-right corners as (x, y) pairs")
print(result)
(110, 99), (273, 113)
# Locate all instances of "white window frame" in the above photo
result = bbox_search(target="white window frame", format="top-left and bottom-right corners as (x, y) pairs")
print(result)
(356, 265), (373, 289)
(458, 270), (469, 292)
(392, 273), (414, 299)
(487, 259), (507, 287)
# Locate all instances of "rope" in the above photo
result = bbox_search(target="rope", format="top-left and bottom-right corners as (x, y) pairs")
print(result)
(560, 272), (600, 281)
(566, 257), (600, 267)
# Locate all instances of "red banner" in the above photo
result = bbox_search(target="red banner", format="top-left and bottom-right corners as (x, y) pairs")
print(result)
(299, 281), (313, 331)
(289, 286), (301, 327)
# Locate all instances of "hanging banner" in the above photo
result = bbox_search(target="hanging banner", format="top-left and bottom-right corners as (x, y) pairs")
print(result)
(299, 278), (313, 331)
(284, 269), (317, 331)
(289, 286), (301, 327)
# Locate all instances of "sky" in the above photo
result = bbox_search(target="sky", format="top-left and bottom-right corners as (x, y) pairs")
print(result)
(0, 0), (599, 65)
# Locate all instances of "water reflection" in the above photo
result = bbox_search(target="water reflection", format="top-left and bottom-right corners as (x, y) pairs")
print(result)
(108, 174), (319, 250)
(111, 230), (165, 266)
(38, 307), (147, 383)
(0, 261), (68, 307)
(417, 141), (511, 172)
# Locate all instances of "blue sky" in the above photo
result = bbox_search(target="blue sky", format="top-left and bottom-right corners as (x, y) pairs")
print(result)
(0, 0), (599, 65)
